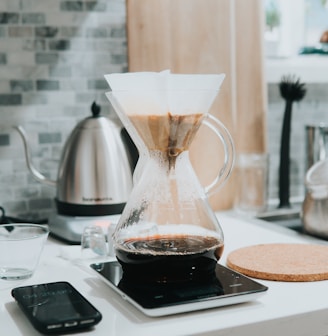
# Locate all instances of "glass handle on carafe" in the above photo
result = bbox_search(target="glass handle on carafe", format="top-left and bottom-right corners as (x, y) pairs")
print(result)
(202, 114), (235, 196)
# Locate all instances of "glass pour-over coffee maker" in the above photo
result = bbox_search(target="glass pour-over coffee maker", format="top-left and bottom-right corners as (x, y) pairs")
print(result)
(105, 71), (234, 283)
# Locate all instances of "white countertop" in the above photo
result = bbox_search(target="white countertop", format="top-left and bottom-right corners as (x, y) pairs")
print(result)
(2, 212), (328, 336)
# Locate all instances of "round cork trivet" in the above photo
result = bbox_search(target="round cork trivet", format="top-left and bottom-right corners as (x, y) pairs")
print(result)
(226, 243), (328, 282)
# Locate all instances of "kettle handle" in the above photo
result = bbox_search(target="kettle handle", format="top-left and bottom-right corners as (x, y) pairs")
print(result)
(202, 114), (235, 196)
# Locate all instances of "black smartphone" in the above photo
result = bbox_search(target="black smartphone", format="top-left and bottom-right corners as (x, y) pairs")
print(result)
(11, 281), (102, 334)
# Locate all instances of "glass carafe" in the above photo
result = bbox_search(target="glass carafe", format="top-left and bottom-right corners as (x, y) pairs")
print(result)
(105, 72), (234, 283)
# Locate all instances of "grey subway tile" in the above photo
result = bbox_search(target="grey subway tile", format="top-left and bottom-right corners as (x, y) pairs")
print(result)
(85, 27), (108, 38)
(4, 200), (28, 214)
(23, 39), (46, 51)
(29, 197), (53, 209)
(36, 80), (60, 91)
(22, 13), (46, 25)
(0, 53), (7, 64)
(110, 26), (126, 38)
(48, 40), (71, 51)
(0, 134), (9, 146)
(0, 26), (6, 37)
(0, 12), (19, 24)
(38, 132), (61, 144)
(10, 80), (34, 92)
(49, 65), (72, 77)
(35, 26), (59, 38)
(87, 79), (108, 90)
(60, 1), (83, 11)
(0, 93), (21, 105)
(22, 92), (48, 105)
(35, 52), (59, 64)
(60, 26), (82, 38)
(110, 54), (127, 64)
(8, 26), (33, 37)
(85, 2), (107, 11)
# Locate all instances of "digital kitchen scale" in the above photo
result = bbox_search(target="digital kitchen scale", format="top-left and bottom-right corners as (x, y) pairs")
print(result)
(90, 261), (268, 317)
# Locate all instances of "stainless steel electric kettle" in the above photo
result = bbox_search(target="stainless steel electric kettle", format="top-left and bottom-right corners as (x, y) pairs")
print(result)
(302, 158), (328, 239)
(15, 102), (138, 217)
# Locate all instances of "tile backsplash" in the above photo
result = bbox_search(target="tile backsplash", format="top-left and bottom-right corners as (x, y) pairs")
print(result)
(0, 0), (127, 220)
(1, 1), (328, 220)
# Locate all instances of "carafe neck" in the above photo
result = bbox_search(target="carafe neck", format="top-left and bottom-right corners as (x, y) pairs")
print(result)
(147, 149), (189, 170)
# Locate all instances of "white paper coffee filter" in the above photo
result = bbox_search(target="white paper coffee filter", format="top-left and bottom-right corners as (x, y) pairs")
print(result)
(167, 73), (225, 90)
(167, 73), (225, 115)
(105, 71), (169, 116)
(104, 71), (225, 116)
(104, 70), (170, 91)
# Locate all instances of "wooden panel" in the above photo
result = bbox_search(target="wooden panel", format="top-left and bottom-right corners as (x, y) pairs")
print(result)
(234, 0), (267, 152)
(126, 0), (267, 210)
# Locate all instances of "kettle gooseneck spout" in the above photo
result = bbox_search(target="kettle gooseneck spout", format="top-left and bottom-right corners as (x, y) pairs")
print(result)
(14, 125), (57, 187)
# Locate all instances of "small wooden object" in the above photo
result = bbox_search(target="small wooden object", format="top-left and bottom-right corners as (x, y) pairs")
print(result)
(227, 243), (328, 282)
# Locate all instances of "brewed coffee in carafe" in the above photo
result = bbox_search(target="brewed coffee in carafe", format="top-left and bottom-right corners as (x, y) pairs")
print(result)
(105, 71), (234, 283)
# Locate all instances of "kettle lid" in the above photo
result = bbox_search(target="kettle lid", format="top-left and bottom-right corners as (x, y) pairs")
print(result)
(77, 101), (120, 130)
(91, 101), (101, 118)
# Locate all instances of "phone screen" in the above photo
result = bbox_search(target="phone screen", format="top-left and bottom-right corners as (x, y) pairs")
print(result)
(12, 281), (102, 334)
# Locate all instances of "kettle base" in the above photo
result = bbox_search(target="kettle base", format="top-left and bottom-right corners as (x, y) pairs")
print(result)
(55, 198), (126, 217)
(48, 212), (121, 244)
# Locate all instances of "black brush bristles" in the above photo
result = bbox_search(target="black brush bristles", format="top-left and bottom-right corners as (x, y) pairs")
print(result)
(279, 75), (307, 102)
(278, 75), (306, 209)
